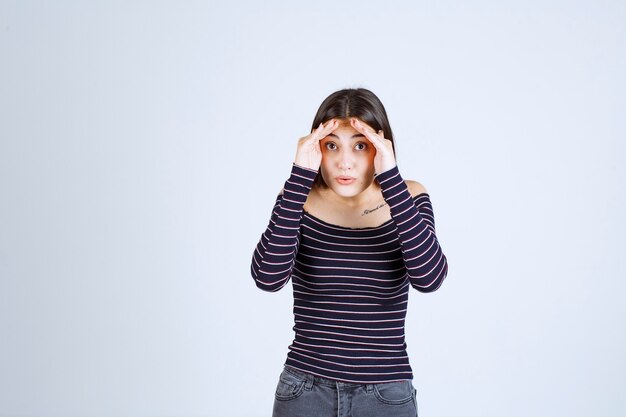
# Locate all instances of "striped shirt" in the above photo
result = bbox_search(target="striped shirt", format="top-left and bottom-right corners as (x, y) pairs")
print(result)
(251, 163), (448, 383)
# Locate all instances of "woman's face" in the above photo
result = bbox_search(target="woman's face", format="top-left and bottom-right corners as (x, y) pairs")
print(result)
(319, 118), (377, 198)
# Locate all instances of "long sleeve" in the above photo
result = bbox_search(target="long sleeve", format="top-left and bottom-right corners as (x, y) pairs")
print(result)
(251, 163), (318, 292)
(376, 165), (449, 292)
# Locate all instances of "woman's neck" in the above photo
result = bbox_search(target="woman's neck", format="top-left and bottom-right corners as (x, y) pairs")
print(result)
(316, 182), (383, 210)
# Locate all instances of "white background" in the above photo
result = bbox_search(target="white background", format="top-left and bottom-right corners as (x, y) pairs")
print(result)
(1, 1), (625, 416)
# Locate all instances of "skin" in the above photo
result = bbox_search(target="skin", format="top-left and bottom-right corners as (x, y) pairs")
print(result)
(293, 117), (427, 227)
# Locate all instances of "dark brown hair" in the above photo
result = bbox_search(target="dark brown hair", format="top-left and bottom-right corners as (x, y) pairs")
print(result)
(310, 88), (395, 188)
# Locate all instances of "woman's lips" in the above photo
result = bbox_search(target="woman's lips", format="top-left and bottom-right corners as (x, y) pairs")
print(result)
(336, 176), (356, 185)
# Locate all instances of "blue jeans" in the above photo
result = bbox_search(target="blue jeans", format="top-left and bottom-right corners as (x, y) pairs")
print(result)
(272, 365), (419, 417)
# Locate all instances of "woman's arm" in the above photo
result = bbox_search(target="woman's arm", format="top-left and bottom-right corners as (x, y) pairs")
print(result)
(251, 164), (318, 292)
(376, 165), (449, 292)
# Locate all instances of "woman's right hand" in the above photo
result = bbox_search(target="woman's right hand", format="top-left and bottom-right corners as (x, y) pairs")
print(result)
(294, 119), (338, 171)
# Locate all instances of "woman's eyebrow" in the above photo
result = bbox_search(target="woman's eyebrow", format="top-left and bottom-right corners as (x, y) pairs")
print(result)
(326, 133), (365, 139)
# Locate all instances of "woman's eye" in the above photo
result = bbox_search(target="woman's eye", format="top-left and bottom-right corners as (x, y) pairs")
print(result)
(325, 142), (337, 150)
(355, 142), (367, 151)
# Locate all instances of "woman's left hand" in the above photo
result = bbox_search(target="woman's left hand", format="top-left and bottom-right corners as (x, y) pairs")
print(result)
(350, 118), (396, 174)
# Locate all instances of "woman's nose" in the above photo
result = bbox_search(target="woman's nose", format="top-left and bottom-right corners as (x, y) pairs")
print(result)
(338, 150), (353, 169)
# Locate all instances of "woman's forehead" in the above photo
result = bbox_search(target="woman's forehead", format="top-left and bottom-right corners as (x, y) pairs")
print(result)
(332, 118), (373, 130)
(324, 126), (366, 141)
(333, 117), (361, 125)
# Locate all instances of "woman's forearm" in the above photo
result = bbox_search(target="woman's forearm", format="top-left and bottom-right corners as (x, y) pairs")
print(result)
(251, 164), (318, 292)
(376, 165), (449, 292)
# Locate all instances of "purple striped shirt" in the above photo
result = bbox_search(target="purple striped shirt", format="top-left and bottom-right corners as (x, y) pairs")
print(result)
(251, 163), (448, 383)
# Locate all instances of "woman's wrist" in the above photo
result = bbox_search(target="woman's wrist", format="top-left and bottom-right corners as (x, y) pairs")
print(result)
(375, 164), (399, 179)
(293, 162), (319, 174)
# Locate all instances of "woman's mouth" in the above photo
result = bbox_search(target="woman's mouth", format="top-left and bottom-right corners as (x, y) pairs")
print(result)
(336, 176), (356, 185)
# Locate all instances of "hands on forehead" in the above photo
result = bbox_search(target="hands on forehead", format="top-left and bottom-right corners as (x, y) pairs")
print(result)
(320, 118), (396, 175)
(296, 118), (396, 174)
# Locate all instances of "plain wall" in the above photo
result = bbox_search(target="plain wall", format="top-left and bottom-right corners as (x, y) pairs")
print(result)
(1, 1), (625, 416)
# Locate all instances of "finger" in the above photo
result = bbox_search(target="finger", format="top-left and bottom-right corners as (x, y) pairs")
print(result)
(314, 119), (337, 140)
(352, 118), (377, 137)
(309, 122), (323, 136)
(310, 121), (327, 135)
(324, 119), (338, 131)
(352, 119), (382, 146)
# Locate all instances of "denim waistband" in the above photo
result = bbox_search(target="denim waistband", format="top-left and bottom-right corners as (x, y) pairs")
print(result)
(282, 365), (412, 390)
(284, 365), (368, 388)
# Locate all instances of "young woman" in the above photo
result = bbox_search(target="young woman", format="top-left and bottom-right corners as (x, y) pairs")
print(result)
(251, 88), (448, 417)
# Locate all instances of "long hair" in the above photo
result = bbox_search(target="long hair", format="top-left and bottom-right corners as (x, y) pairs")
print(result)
(310, 88), (395, 188)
